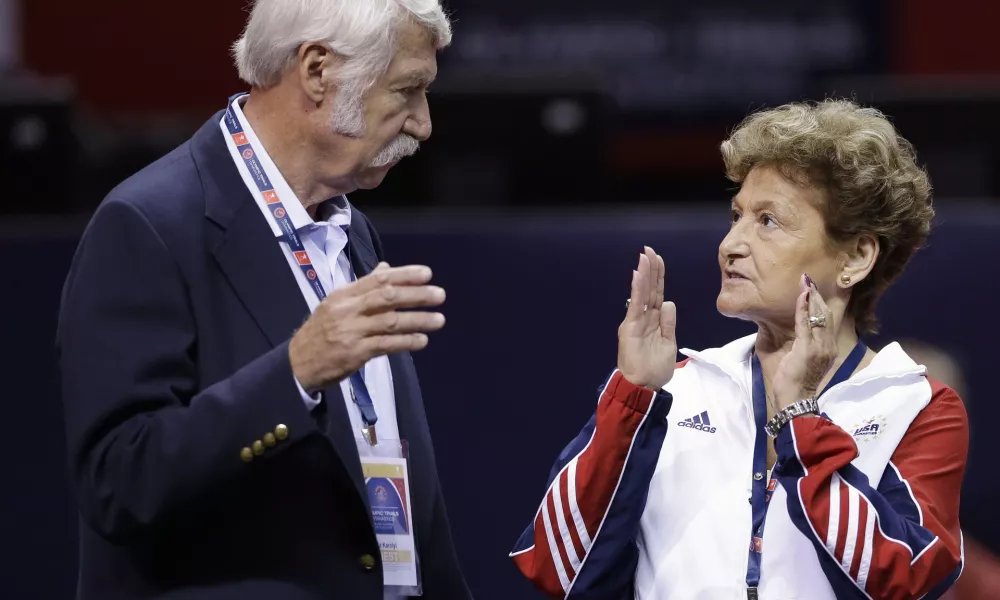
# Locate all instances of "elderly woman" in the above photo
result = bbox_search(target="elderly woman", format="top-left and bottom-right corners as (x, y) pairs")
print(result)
(510, 100), (968, 600)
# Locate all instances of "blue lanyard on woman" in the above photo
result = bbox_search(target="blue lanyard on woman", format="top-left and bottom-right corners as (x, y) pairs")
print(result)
(744, 340), (867, 599)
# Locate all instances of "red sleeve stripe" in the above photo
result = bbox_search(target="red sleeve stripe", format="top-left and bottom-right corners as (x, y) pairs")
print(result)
(856, 496), (876, 587)
(846, 476), (948, 592)
(572, 372), (655, 542)
(512, 368), (676, 596)
(840, 481), (861, 573)
(540, 490), (572, 591)
(826, 475), (841, 553)
(783, 389), (966, 599)
(512, 370), (645, 594)
(552, 469), (582, 572)
(788, 442), (872, 598)
(824, 474), (876, 578)
(567, 458), (594, 549)
(559, 468), (586, 562)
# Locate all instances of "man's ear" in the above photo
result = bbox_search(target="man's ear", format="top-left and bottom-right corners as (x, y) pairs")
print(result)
(297, 42), (338, 104)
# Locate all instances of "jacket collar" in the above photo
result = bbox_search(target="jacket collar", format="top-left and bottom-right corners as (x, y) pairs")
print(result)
(680, 333), (927, 397)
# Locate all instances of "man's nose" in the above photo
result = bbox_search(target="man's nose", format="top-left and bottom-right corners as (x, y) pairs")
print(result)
(405, 98), (432, 141)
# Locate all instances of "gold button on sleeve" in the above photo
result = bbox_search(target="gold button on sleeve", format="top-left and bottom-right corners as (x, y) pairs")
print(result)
(359, 554), (376, 571)
(275, 424), (289, 441)
(263, 432), (276, 448)
(240, 447), (254, 463)
(252, 440), (265, 456)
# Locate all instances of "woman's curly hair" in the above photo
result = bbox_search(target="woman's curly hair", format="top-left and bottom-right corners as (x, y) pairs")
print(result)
(720, 99), (934, 334)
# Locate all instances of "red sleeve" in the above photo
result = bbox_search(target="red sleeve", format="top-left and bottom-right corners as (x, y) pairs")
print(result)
(775, 377), (968, 599)
(510, 363), (685, 597)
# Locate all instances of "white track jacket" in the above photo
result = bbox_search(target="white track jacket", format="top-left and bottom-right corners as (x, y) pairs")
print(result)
(511, 334), (968, 600)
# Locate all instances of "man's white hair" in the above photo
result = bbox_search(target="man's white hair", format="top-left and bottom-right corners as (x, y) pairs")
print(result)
(232, 0), (451, 91)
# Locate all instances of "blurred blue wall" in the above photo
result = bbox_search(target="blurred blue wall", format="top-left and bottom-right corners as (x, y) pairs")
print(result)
(3, 205), (996, 599)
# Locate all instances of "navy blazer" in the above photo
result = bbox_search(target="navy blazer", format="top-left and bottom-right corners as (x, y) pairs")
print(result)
(56, 110), (472, 600)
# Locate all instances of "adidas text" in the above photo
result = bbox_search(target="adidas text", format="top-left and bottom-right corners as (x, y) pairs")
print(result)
(678, 411), (717, 433)
(678, 421), (717, 433)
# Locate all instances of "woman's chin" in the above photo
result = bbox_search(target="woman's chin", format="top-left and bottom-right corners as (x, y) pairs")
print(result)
(716, 291), (741, 316)
(716, 293), (755, 321)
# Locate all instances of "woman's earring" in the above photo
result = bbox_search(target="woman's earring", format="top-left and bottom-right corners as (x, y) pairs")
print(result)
(840, 274), (851, 285)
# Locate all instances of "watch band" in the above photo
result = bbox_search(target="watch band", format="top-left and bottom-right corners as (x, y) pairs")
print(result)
(764, 397), (819, 438)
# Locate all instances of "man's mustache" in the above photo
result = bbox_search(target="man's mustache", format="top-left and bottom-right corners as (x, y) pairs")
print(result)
(371, 135), (420, 168)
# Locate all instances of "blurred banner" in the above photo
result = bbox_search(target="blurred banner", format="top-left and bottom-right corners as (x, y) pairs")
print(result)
(438, 0), (886, 124)
(22, 0), (886, 121)
(17, 0), (1000, 211)
(0, 0), (20, 72)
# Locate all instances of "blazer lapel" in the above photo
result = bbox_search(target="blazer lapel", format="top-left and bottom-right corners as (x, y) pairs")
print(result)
(211, 205), (311, 346)
(347, 223), (379, 278)
(194, 114), (372, 502)
(197, 113), (310, 348)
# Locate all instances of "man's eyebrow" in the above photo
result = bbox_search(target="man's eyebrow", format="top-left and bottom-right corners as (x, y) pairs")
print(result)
(399, 71), (435, 87)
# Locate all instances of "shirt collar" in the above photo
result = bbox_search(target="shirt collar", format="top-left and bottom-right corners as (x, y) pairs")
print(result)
(230, 94), (353, 236)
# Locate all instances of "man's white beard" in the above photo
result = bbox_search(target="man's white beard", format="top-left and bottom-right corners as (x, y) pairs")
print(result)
(330, 92), (367, 139)
(330, 90), (420, 168)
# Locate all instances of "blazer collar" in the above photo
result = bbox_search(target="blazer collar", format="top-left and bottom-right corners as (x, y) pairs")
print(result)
(190, 109), (383, 506)
(193, 110), (380, 339)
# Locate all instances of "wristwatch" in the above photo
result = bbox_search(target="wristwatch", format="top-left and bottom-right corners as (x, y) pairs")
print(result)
(764, 397), (819, 438)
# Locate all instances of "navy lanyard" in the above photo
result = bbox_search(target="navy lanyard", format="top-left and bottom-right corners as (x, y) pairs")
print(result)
(744, 340), (867, 598)
(222, 96), (378, 434)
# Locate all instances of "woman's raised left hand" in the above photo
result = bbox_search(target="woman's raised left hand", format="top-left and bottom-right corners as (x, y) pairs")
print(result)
(771, 274), (839, 411)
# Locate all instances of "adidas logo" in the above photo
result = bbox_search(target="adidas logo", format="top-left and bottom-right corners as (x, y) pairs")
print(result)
(678, 411), (717, 433)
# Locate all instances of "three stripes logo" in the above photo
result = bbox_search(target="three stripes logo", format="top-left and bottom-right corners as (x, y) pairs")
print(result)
(678, 411), (717, 434)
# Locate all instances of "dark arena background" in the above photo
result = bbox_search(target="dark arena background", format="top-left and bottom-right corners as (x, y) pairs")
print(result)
(3, 0), (999, 597)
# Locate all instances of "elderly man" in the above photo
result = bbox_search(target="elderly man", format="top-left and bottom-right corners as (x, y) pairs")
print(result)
(56, 1), (472, 599)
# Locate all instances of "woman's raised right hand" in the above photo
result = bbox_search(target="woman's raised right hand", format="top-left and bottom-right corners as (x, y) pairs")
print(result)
(617, 246), (678, 391)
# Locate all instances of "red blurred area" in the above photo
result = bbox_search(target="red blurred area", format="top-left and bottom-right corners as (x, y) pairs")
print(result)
(21, 0), (1000, 116)
(22, 0), (246, 115)
(892, 0), (1000, 75)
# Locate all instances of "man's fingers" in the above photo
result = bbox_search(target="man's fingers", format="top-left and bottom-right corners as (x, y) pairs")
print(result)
(365, 311), (446, 335)
(367, 333), (430, 356)
(360, 285), (446, 314)
(342, 265), (434, 297)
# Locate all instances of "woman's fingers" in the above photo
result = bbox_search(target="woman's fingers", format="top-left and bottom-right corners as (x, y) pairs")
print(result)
(626, 249), (670, 334)
(655, 252), (666, 309)
(626, 253), (651, 322)
(794, 274), (812, 342)
(644, 247), (660, 310)
(806, 277), (833, 340)
(660, 301), (677, 340)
